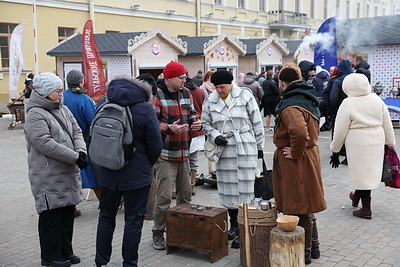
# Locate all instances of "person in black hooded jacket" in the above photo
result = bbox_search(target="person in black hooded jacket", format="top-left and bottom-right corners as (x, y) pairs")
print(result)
(95, 75), (162, 267)
(352, 55), (371, 82)
(298, 60), (316, 87)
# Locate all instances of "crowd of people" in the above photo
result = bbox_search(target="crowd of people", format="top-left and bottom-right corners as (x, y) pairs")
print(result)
(22, 53), (395, 266)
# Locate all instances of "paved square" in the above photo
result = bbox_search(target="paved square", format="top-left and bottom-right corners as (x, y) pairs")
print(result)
(1, 116), (400, 267)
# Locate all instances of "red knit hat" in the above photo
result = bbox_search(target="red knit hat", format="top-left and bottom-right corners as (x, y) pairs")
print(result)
(163, 61), (186, 79)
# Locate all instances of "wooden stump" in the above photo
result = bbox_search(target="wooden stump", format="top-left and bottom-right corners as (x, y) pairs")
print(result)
(238, 207), (277, 267)
(269, 226), (305, 267)
(145, 167), (157, 220)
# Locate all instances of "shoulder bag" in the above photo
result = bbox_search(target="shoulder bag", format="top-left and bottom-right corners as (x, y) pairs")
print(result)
(204, 102), (235, 162)
(382, 145), (400, 188)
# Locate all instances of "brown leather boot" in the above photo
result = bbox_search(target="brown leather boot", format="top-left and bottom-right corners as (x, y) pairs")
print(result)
(353, 197), (372, 219)
(349, 191), (360, 207)
(191, 170), (197, 196)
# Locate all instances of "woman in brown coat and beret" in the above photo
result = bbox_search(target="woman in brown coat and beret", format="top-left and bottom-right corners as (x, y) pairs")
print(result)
(273, 63), (327, 265)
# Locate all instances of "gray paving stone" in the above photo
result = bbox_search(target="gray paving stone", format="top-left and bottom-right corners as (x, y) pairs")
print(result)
(2, 117), (400, 266)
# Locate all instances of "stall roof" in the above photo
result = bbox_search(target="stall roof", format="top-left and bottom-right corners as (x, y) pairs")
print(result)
(240, 38), (268, 56)
(180, 36), (214, 56)
(337, 15), (400, 48)
(47, 32), (145, 57)
(285, 40), (302, 56)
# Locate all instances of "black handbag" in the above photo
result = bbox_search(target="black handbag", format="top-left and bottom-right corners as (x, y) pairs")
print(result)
(254, 159), (274, 200)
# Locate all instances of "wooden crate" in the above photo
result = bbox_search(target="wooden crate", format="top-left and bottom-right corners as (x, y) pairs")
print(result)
(166, 203), (228, 263)
(238, 206), (277, 267)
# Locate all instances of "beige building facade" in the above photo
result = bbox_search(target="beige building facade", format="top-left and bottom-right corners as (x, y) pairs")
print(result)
(0, 0), (395, 102)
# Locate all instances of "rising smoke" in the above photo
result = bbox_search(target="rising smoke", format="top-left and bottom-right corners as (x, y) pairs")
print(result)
(298, 17), (380, 55)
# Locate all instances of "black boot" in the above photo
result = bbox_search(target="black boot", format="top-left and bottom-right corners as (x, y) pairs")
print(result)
(298, 214), (313, 265)
(227, 209), (238, 240)
(231, 230), (240, 249)
(311, 215), (320, 259)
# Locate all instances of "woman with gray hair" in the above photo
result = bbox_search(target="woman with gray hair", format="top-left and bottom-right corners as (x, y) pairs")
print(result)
(25, 72), (88, 267)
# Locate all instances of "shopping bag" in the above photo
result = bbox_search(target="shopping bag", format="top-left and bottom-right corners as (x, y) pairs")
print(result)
(382, 145), (400, 188)
(254, 159), (274, 200)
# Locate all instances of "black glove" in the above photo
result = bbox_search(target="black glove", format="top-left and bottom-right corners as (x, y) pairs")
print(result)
(76, 152), (89, 169)
(214, 135), (228, 146)
(258, 150), (264, 159)
(330, 153), (340, 168)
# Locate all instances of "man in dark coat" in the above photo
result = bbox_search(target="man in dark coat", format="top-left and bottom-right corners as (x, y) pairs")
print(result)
(352, 55), (371, 82)
(95, 76), (162, 267)
(298, 60), (316, 87)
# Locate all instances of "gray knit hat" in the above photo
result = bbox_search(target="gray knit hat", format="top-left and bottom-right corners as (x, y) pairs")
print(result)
(33, 72), (63, 97)
(66, 70), (84, 86)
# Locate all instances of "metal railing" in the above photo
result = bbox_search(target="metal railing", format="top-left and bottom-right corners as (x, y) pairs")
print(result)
(267, 10), (308, 25)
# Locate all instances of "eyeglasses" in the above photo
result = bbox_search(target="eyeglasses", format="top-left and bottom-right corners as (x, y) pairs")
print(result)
(54, 89), (64, 95)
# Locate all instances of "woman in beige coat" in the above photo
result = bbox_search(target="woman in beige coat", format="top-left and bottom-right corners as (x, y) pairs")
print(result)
(330, 73), (395, 219)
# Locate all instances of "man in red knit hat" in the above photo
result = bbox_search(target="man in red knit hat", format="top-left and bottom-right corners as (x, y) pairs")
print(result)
(151, 61), (202, 250)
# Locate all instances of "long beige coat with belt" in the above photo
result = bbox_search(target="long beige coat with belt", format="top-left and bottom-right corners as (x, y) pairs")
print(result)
(330, 73), (395, 190)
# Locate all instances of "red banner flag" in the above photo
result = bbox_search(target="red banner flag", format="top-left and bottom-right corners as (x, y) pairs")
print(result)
(82, 20), (107, 103)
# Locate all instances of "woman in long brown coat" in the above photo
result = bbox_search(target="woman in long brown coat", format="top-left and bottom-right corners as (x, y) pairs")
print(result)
(273, 63), (327, 265)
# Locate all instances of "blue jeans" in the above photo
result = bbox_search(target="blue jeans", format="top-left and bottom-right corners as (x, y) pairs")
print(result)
(95, 185), (150, 267)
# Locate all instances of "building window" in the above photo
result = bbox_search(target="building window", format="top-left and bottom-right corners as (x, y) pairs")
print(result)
(375, 6), (378, 16)
(346, 0), (350, 18)
(214, 0), (222, 4)
(58, 27), (76, 42)
(259, 0), (265, 11)
(238, 0), (244, 8)
(357, 2), (361, 18)
(105, 30), (120, 33)
(366, 4), (370, 17)
(0, 23), (17, 69)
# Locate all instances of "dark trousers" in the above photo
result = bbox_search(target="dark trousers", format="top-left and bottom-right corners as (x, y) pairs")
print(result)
(95, 185), (150, 267)
(38, 205), (75, 261)
(355, 189), (371, 198)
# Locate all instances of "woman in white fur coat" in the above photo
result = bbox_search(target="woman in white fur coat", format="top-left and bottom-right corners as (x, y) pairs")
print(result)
(330, 73), (395, 219)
